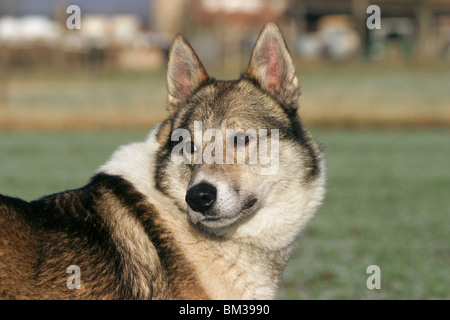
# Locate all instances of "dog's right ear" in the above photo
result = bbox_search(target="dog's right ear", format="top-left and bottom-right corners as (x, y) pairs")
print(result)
(167, 35), (208, 116)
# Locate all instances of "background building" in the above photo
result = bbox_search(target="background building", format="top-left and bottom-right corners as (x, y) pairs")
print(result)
(0, 0), (449, 72)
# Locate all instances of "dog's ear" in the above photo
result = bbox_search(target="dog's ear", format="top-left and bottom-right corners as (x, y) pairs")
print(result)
(245, 22), (300, 110)
(167, 35), (208, 116)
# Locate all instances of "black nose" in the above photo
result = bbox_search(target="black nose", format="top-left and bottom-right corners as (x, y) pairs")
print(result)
(185, 183), (217, 214)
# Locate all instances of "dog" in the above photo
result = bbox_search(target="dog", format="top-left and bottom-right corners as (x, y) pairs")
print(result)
(0, 22), (325, 299)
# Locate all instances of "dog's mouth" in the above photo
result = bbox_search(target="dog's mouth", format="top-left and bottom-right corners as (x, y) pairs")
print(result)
(242, 198), (257, 210)
(187, 209), (240, 231)
(187, 196), (258, 232)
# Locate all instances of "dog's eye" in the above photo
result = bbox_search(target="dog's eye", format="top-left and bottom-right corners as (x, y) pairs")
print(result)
(183, 141), (198, 154)
(233, 133), (252, 147)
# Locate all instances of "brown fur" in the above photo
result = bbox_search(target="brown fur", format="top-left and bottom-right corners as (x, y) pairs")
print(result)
(0, 175), (208, 299)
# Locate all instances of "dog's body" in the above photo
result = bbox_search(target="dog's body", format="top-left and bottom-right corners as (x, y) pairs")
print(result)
(0, 23), (325, 299)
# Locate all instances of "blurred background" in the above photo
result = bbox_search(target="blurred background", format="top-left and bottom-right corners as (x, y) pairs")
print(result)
(0, 0), (449, 128)
(0, 0), (449, 299)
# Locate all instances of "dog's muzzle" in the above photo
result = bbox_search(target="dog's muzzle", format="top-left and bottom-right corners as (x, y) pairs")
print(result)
(185, 181), (259, 232)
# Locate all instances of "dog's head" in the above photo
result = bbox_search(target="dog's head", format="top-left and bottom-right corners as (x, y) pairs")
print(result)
(155, 22), (325, 245)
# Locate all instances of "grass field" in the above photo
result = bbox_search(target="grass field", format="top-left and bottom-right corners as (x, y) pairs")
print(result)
(1, 63), (449, 129)
(0, 128), (448, 299)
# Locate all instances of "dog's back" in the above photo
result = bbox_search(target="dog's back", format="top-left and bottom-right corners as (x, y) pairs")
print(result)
(0, 174), (210, 299)
(0, 183), (120, 299)
(0, 195), (39, 299)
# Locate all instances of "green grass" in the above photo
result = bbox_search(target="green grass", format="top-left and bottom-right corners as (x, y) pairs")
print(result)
(0, 129), (449, 299)
(279, 129), (450, 299)
(1, 64), (450, 128)
(0, 130), (147, 199)
(6, 70), (167, 111)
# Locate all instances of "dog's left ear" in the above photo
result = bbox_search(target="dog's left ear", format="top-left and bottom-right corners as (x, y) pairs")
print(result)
(245, 22), (300, 110)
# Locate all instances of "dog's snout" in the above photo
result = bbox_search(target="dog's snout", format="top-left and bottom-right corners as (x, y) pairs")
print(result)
(186, 183), (217, 214)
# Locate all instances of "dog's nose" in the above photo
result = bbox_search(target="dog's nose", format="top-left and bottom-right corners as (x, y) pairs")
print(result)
(185, 183), (217, 214)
